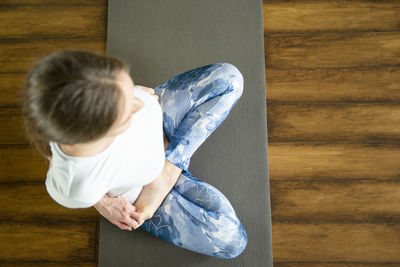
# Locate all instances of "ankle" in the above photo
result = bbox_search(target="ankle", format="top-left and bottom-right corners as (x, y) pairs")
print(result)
(163, 159), (182, 186)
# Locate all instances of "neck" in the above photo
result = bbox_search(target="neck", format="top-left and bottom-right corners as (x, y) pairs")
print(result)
(59, 135), (115, 157)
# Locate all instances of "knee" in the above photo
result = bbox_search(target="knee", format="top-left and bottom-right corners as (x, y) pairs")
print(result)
(217, 223), (248, 259)
(218, 63), (244, 96)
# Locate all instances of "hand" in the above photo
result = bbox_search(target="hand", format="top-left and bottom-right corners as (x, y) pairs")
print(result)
(94, 193), (142, 231)
(135, 85), (159, 101)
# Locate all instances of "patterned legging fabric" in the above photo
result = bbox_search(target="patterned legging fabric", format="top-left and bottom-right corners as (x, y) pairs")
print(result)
(138, 63), (248, 259)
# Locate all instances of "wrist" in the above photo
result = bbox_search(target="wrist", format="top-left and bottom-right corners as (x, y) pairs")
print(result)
(95, 193), (110, 209)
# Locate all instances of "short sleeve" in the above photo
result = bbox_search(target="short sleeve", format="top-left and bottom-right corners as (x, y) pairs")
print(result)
(45, 168), (102, 209)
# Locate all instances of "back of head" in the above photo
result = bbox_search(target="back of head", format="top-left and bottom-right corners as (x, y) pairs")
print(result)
(21, 50), (130, 161)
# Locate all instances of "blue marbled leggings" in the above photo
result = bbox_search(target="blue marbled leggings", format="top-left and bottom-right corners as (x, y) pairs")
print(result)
(139, 63), (248, 259)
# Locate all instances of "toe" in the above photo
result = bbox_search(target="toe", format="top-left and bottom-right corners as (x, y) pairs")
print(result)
(130, 210), (141, 222)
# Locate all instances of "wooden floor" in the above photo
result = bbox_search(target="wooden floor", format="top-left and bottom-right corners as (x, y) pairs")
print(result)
(1, 0), (399, 265)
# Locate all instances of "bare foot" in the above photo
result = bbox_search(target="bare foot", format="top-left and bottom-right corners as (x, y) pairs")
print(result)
(133, 160), (183, 228)
(131, 132), (182, 229)
(132, 171), (172, 228)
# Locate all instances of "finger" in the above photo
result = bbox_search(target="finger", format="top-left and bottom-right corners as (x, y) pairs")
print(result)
(134, 214), (146, 229)
(130, 210), (142, 222)
(132, 219), (140, 230)
(123, 218), (138, 230)
(116, 221), (132, 231)
(124, 215), (140, 229)
(129, 208), (149, 229)
(124, 203), (141, 228)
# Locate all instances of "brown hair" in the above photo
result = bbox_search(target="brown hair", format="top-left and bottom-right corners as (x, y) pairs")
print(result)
(21, 50), (130, 162)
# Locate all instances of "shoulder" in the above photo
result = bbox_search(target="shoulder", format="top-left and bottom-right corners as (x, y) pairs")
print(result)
(45, 163), (106, 209)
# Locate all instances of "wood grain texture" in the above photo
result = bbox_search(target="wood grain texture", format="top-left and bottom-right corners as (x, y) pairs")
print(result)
(271, 180), (400, 221)
(267, 104), (400, 142)
(0, 108), (27, 143)
(0, 1), (105, 266)
(268, 142), (400, 180)
(266, 67), (400, 104)
(0, 5), (106, 38)
(0, 264), (96, 267)
(4, 66), (400, 107)
(274, 264), (394, 267)
(6, 142), (400, 182)
(0, 222), (97, 263)
(0, 146), (49, 181)
(0, 0), (106, 4)
(0, 183), (98, 222)
(0, 0), (399, 265)
(3, 104), (399, 145)
(272, 222), (400, 262)
(0, 38), (105, 73)
(264, 1), (400, 264)
(265, 32), (400, 68)
(3, 104), (400, 144)
(263, 0), (400, 33)
(0, 73), (26, 107)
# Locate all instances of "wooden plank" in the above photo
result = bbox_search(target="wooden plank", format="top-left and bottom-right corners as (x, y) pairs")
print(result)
(0, 0), (106, 4)
(0, 264), (96, 267)
(266, 67), (400, 103)
(3, 65), (400, 108)
(0, 73), (26, 107)
(268, 142), (400, 180)
(0, 183), (99, 221)
(0, 38), (105, 73)
(0, 1), (104, 266)
(0, 5), (106, 38)
(4, 103), (400, 144)
(267, 104), (400, 142)
(263, 0), (400, 33)
(0, 108), (27, 144)
(274, 263), (395, 267)
(0, 221), (96, 262)
(272, 222), (400, 262)
(0, 146), (48, 181)
(2, 143), (400, 182)
(271, 180), (400, 221)
(265, 32), (400, 68)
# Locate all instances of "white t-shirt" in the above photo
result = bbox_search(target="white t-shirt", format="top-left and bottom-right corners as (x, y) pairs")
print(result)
(45, 86), (166, 209)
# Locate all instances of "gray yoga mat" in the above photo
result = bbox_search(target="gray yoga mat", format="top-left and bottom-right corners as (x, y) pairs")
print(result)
(99, 0), (272, 266)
